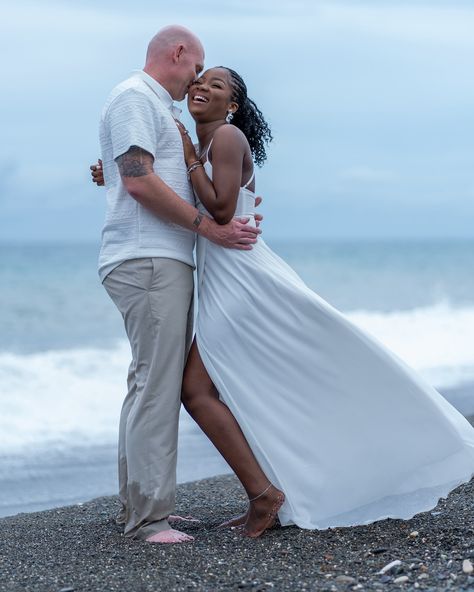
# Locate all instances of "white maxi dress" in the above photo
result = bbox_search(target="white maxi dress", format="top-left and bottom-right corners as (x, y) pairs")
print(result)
(195, 156), (474, 529)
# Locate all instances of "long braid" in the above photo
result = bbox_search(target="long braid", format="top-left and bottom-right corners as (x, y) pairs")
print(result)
(219, 67), (273, 167)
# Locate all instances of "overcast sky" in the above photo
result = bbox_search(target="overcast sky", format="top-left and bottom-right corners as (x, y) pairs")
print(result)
(1, 0), (473, 242)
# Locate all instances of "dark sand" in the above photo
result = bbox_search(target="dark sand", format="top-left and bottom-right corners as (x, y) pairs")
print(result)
(1, 421), (474, 592)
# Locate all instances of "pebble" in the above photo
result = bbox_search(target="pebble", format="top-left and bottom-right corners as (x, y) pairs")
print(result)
(393, 575), (409, 584)
(335, 575), (356, 584)
(379, 560), (402, 574)
(409, 531), (419, 538)
(463, 559), (474, 574)
(371, 547), (389, 555)
(1, 473), (474, 592)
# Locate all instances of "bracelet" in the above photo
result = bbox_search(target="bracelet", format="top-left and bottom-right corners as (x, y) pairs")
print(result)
(187, 160), (201, 170)
(187, 161), (203, 179)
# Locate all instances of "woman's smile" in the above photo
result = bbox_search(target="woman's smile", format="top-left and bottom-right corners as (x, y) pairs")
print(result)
(188, 86), (213, 115)
(191, 93), (209, 104)
(187, 67), (236, 121)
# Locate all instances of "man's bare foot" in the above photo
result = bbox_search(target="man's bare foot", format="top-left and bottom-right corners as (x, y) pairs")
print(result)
(146, 528), (194, 544)
(168, 514), (201, 524)
(218, 507), (249, 528)
(241, 485), (285, 538)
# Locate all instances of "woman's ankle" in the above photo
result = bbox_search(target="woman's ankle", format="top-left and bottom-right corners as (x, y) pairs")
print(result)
(248, 483), (273, 502)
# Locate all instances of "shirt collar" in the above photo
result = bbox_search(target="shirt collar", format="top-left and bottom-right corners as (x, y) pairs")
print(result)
(132, 69), (182, 119)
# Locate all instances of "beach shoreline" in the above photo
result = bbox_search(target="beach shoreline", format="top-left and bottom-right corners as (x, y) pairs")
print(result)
(1, 383), (473, 521)
(1, 395), (474, 590)
(2, 471), (474, 591)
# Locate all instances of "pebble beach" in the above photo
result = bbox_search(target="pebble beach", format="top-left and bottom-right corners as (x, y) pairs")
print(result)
(2, 418), (474, 592)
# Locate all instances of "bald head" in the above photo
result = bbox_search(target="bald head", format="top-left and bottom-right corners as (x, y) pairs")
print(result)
(145, 25), (204, 66)
(144, 25), (205, 101)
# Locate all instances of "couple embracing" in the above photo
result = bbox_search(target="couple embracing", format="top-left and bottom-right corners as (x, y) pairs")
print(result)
(94, 25), (474, 545)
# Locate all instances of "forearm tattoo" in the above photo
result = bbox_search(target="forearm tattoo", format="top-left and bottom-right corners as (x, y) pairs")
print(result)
(116, 145), (154, 177)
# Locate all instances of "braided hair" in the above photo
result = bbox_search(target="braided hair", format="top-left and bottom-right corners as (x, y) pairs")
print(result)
(219, 67), (273, 167)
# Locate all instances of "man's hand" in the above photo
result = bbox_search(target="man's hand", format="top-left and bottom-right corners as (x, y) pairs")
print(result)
(254, 195), (263, 227)
(200, 217), (261, 250)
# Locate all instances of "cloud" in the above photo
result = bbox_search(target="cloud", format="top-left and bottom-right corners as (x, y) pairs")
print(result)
(340, 166), (397, 183)
(317, 2), (474, 47)
(1, 0), (473, 241)
(0, 159), (18, 199)
(0, 160), (92, 212)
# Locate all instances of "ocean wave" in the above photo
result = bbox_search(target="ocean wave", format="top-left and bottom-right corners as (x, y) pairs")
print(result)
(1, 301), (474, 453)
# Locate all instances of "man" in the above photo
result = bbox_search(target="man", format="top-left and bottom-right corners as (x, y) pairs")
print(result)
(98, 25), (260, 544)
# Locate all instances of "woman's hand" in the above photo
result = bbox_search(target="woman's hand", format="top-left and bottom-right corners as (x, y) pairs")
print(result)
(174, 120), (199, 165)
(90, 159), (104, 186)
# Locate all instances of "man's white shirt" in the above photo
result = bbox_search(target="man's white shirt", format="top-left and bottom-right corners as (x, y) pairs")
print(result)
(98, 70), (196, 282)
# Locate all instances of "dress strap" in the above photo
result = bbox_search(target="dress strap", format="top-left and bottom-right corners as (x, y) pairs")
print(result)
(202, 138), (214, 161)
(243, 169), (255, 189)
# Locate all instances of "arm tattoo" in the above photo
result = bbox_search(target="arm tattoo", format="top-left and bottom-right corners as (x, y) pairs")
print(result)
(116, 145), (154, 177)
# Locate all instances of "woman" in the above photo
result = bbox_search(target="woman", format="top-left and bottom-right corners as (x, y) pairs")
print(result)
(91, 66), (474, 539)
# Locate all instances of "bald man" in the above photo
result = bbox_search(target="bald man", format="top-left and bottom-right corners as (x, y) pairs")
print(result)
(98, 25), (260, 543)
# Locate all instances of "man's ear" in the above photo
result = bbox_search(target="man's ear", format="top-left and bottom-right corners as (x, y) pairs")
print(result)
(173, 45), (184, 62)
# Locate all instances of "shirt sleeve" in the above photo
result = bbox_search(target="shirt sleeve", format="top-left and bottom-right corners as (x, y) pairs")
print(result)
(106, 88), (160, 161)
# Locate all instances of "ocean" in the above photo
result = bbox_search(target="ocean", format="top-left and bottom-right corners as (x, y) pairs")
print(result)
(1, 240), (474, 517)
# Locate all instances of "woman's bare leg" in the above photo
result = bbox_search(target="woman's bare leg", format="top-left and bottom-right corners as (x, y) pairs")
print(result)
(182, 340), (285, 536)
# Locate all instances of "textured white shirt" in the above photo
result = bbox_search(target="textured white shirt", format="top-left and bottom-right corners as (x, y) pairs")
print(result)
(98, 70), (196, 281)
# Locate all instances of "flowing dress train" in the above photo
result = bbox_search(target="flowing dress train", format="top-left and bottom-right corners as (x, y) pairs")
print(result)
(194, 156), (474, 529)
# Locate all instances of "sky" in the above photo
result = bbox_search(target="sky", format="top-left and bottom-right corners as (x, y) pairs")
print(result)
(1, 0), (473, 242)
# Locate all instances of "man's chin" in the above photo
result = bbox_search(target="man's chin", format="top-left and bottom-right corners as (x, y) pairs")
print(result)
(177, 90), (188, 102)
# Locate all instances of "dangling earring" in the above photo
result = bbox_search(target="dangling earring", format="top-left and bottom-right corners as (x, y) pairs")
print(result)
(226, 111), (234, 123)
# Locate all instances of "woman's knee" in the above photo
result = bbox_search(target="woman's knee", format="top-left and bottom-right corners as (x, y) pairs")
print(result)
(181, 374), (200, 413)
(181, 373), (213, 414)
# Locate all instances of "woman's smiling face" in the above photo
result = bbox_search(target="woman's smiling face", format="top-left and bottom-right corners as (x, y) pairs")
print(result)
(187, 67), (238, 123)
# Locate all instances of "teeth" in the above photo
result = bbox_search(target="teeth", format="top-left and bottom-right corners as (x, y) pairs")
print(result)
(193, 95), (208, 103)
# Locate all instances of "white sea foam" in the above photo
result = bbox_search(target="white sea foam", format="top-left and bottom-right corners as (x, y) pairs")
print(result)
(1, 302), (474, 453)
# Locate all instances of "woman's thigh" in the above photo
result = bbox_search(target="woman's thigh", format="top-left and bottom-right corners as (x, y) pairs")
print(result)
(182, 339), (218, 409)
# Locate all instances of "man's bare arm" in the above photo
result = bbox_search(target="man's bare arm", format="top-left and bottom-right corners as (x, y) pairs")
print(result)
(116, 146), (260, 249)
(116, 146), (153, 177)
(117, 145), (209, 231)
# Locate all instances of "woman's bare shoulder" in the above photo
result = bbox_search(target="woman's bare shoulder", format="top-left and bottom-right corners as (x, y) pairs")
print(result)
(213, 124), (247, 146)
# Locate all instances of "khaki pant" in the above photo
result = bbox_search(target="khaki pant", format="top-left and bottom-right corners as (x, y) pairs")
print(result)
(103, 257), (194, 539)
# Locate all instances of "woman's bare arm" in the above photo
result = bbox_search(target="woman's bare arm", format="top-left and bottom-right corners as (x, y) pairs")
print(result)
(177, 123), (247, 225)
